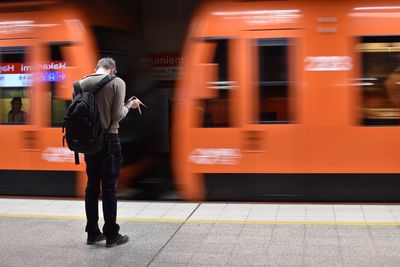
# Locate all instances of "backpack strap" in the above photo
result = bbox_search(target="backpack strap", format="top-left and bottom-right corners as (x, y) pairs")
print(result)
(74, 152), (80, 165)
(92, 74), (117, 96)
(72, 81), (82, 98)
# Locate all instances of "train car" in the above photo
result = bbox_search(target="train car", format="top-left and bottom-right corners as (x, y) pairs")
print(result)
(172, 0), (400, 201)
(0, 0), (142, 197)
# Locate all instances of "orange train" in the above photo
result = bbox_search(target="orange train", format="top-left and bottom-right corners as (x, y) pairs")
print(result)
(172, 0), (400, 201)
(0, 1), (144, 197)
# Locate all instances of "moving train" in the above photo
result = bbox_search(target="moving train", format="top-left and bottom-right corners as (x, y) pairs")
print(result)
(4, 0), (400, 202)
(0, 0), (150, 197)
(172, 0), (400, 201)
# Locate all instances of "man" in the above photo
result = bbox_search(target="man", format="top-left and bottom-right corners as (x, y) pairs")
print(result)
(8, 97), (26, 123)
(79, 57), (139, 247)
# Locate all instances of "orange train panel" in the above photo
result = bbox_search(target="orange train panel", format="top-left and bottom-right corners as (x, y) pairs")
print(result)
(0, 1), (132, 197)
(173, 0), (400, 200)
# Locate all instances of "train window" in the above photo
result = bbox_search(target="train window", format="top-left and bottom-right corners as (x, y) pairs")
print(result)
(359, 36), (400, 126)
(0, 47), (31, 125)
(257, 38), (290, 124)
(46, 43), (70, 127)
(201, 39), (231, 128)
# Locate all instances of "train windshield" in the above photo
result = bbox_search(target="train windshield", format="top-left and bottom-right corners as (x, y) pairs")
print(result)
(359, 36), (400, 126)
(0, 46), (31, 125)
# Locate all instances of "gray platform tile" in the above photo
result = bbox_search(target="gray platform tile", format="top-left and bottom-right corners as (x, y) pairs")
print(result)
(208, 223), (244, 235)
(197, 243), (235, 255)
(368, 226), (400, 238)
(268, 244), (304, 256)
(342, 257), (382, 267)
(273, 224), (306, 235)
(305, 245), (341, 257)
(372, 236), (400, 246)
(132, 240), (171, 251)
(271, 233), (304, 246)
(304, 256), (343, 267)
(305, 235), (339, 246)
(375, 245), (400, 256)
(240, 224), (274, 236)
(178, 223), (214, 234)
(226, 253), (268, 266)
(379, 257), (400, 267)
(162, 239), (204, 253)
(337, 225), (370, 237)
(341, 245), (378, 259)
(272, 229), (305, 240)
(203, 234), (240, 245)
(150, 263), (188, 267)
(266, 253), (304, 267)
(190, 252), (231, 265)
(237, 234), (271, 245)
(1, 218), (180, 267)
(153, 251), (194, 264)
(171, 231), (207, 240)
(338, 236), (374, 247)
(305, 225), (338, 237)
(232, 242), (269, 255)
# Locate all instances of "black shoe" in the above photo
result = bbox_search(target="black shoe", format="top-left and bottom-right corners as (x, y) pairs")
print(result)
(87, 232), (106, 245)
(106, 234), (129, 247)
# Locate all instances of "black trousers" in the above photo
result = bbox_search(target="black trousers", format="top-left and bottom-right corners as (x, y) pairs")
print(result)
(84, 133), (122, 238)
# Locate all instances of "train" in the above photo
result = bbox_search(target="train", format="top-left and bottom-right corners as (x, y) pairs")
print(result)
(172, 0), (400, 201)
(4, 0), (400, 202)
(0, 0), (154, 198)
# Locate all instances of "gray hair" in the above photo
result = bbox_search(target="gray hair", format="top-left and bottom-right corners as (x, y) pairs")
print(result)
(95, 57), (117, 73)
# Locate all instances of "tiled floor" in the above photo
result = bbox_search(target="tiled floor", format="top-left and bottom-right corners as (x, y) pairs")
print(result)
(1, 198), (400, 224)
(2, 198), (400, 266)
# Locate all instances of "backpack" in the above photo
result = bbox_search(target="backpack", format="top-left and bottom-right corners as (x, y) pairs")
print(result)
(63, 74), (116, 164)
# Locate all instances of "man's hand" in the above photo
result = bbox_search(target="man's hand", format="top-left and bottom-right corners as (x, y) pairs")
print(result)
(129, 99), (140, 109)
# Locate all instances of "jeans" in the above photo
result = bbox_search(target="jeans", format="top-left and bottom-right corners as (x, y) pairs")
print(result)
(84, 133), (122, 238)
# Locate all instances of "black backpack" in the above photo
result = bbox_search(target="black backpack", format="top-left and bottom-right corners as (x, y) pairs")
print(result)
(63, 74), (116, 164)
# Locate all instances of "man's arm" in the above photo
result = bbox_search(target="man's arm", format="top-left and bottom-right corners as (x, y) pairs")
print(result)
(111, 78), (131, 123)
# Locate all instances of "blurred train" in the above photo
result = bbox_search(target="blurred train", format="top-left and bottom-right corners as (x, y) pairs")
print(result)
(0, 0), (157, 198)
(172, 0), (400, 201)
(5, 0), (400, 202)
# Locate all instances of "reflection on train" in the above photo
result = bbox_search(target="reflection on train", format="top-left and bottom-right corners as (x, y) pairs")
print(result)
(172, 0), (400, 201)
(0, 0), (159, 197)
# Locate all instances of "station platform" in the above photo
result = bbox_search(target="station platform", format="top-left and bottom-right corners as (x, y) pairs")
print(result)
(2, 198), (400, 266)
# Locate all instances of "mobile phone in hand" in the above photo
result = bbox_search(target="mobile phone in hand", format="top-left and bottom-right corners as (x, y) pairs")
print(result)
(125, 96), (137, 104)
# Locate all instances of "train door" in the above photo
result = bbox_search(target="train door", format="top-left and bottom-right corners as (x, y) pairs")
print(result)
(181, 30), (306, 200)
(188, 38), (242, 174)
(0, 39), (42, 170)
(224, 30), (307, 200)
(241, 30), (303, 173)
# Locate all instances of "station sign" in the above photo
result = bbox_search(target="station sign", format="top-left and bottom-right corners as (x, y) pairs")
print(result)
(0, 61), (67, 87)
(147, 53), (183, 81)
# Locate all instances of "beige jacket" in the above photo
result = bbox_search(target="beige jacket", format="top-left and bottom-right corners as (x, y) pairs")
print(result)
(79, 74), (130, 134)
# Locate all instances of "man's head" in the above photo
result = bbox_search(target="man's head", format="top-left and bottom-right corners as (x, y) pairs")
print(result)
(95, 57), (117, 74)
(11, 97), (22, 111)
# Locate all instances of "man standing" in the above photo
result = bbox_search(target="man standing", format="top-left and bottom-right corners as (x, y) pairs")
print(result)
(79, 57), (139, 247)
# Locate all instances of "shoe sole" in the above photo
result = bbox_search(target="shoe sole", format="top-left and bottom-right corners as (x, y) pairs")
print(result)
(106, 237), (129, 248)
(87, 237), (106, 245)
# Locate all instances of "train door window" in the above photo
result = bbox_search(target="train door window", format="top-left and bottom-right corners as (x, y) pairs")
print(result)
(45, 43), (70, 127)
(0, 47), (31, 125)
(201, 39), (231, 128)
(358, 36), (400, 126)
(256, 38), (291, 124)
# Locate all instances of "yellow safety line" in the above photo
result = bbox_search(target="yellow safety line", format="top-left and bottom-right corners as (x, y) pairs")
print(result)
(1, 213), (400, 226)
